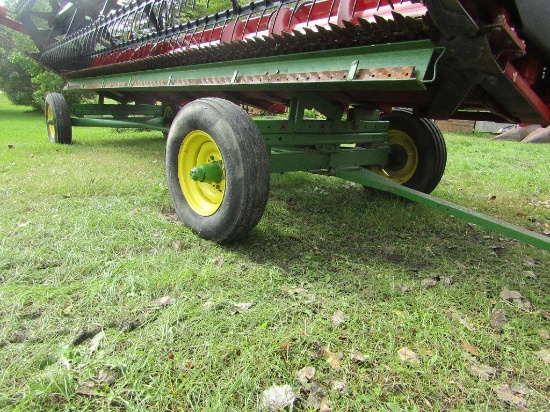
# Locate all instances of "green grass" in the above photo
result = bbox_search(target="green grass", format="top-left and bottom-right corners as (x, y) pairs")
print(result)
(0, 93), (548, 411)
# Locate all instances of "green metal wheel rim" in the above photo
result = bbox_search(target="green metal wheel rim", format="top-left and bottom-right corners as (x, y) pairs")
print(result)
(178, 130), (225, 216)
(372, 129), (419, 184)
(46, 105), (55, 138)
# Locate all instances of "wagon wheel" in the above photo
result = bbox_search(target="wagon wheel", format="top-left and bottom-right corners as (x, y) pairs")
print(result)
(161, 103), (177, 139)
(371, 109), (447, 194)
(45, 93), (72, 144)
(165, 98), (270, 243)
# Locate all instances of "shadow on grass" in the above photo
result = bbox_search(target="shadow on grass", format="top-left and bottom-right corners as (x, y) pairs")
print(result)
(0, 104), (41, 118)
(63, 129), (545, 288)
(225, 173), (512, 287)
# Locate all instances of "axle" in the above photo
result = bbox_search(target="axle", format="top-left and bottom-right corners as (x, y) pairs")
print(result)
(190, 161), (224, 183)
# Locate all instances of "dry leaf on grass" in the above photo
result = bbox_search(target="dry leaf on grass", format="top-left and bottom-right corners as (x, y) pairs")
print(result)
(88, 330), (105, 354)
(319, 403), (332, 412)
(282, 287), (307, 295)
(171, 240), (183, 251)
(97, 369), (117, 385)
(523, 257), (538, 268)
(397, 347), (420, 365)
(81, 369), (118, 391)
(449, 380), (467, 393)
(493, 384), (527, 408)
(234, 302), (253, 313)
(211, 256), (223, 265)
(500, 289), (523, 300)
(330, 310), (347, 327)
(499, 289), (533, 310)
(331, 380), (348, 393)
(538, 329), (550, 340)
(461, 341), (479, 356)
(282, 286), (317, 303)
(326, 354), (341, 370)
(523, 270), (537, 279)
(350, 350), (367, 363)
(517, 299), (533, 310)
(490, 308), (508, 330)
(152, 296), (176, 307)
(305, 382), (328, 410)
(511, 384), (529, 395)
(72, 327), (104, 346)
(314, 342), (341, 370)
(440, 276), (454, 286)
(445, 311), (475, 332)
(421, 278), (438, 289)
(395, 284), (410, 293)
(295, 366), (316, 385)
(534, 349), (550, 364)
(306, 393), (326, 410)
(260, 384), (296, 411)
(178, 360), (195, 370)
(468, 363), (496, 380)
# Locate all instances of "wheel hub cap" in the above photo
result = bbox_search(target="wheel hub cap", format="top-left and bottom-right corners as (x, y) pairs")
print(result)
(178, 130), (225, 216)
(372, 129), (419, 184)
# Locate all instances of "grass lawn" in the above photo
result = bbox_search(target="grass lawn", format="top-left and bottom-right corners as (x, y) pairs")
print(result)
(0, 93), (548, 411)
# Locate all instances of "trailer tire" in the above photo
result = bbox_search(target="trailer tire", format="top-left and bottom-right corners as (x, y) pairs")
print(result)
(371, 109), (446, 194)
(166, 98), (270, 243)
(161, 103), (177, 139)
(45, 93), (72, 144)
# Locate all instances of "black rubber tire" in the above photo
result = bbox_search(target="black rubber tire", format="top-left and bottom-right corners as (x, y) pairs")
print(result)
(372, 109), (447, 194)
(165, 98), (270, 243)
(45, 93), (72, 144)
(161, 103), (177, 139)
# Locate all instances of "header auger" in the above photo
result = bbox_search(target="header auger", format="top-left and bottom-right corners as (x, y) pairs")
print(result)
(1, 0), (549, 249)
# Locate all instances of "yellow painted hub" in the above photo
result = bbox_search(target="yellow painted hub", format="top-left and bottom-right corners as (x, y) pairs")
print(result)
(46, 105), (55, 138)
(178, 130), (225, 216)
(372, 129), (419, 184)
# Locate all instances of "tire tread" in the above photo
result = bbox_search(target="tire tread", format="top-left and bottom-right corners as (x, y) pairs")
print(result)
(166, 98), (269, 243)
(45, 93), (72, 144)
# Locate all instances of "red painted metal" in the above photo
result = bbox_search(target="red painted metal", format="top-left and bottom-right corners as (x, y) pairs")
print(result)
(504, 62), (550, 124)
(2, 0), (550, 125)
(0, 7), (27, 34)
(89, 0), (426, 69)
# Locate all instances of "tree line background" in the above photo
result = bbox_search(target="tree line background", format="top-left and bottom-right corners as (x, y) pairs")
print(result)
(0, 0), (231, 111)
(0, 0), (94, 110)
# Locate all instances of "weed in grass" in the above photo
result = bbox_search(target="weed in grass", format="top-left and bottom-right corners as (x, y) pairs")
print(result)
(0, 94), (549, 411)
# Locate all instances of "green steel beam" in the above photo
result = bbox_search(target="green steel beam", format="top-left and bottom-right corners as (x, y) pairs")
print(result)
(335, 168), (550, 251)
(65, 40), (441, 94)
(71, 117), (169, 133)
(260, 95), (390, 173)
(256, 94), (389, 147)
(255, 119), (389, 135)
(263, 132), (388, 147)
(295, 92), (345, 120)
(73, 103), (162, 117)
(256, 116), (389, 146)
(270, 147), (388, 174)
